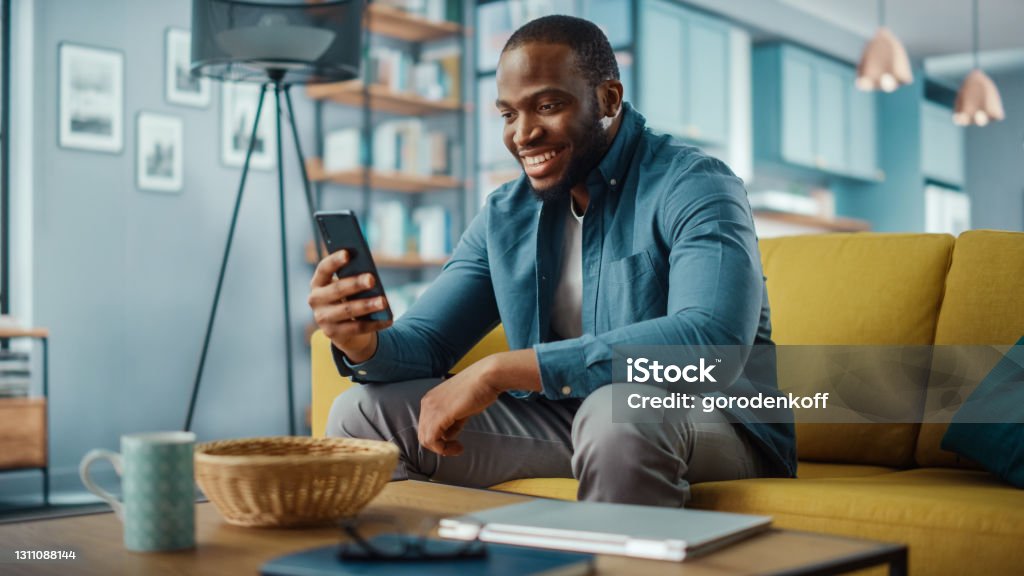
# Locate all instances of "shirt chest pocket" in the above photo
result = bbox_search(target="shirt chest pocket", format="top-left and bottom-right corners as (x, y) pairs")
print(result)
(603, 248), (667, 327)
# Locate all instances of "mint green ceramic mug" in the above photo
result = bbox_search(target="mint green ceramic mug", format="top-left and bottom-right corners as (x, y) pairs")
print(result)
(79, 431), (196, 552)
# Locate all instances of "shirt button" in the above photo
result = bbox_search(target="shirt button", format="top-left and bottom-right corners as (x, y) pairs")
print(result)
(609, 178), (617, 186)
(357, 370), (367, 376)
(561, 386), (572, 395)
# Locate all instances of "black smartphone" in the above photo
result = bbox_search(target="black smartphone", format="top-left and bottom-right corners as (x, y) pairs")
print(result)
(314, 210), (393, 322)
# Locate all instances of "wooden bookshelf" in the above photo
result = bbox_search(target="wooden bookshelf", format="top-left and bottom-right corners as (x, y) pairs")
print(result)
(305, 240), (448, 269)
(366, 3), (463, 42)
(306, 80), (463, 115)
(753, 210), (871, 233)
(306, 158), (461, 194)
(0, 398), (47, 470)
(376, 255), (449, 269)
(0, 327), (49, 339)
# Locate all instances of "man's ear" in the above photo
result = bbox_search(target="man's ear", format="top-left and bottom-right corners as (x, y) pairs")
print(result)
(597, 79), (624, 118)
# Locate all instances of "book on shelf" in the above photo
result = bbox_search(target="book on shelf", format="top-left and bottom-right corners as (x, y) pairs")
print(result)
(371, 46), (414, 93)
(0, 350), (31, 398)
(372, 119), (456, 178)
(365, 45), (460, 102)
(374, 0), (459, 23)
(412, 205), (451, 259)
(368, 200), (408, 258)
(323, 128), (363, 173)
(367, 201), (452, 263)
(420, 44), (461, 102)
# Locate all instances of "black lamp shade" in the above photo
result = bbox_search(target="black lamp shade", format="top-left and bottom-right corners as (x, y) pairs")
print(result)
(191, 0), (364, 84)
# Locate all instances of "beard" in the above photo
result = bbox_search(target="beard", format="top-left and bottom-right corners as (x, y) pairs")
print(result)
(529, 106), (610, 204)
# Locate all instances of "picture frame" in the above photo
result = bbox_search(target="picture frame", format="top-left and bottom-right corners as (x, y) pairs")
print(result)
(58, 43), (124, 153)
(165, 28), (210, 108)
(136, 112), (184, 193)
(220, 82), (276, 170)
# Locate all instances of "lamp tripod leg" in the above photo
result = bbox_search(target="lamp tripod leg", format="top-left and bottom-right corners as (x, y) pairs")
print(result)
(274, 83), (298, 436)
(184, 84), (270, 433)
(283, 86), (323, 262)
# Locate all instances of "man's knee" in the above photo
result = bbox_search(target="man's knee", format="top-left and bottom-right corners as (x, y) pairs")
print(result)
(571, 385), (674, 452)
(326, 385), (381, 440)
(571, 386), (666, 469)
(325, 378), (439, 441)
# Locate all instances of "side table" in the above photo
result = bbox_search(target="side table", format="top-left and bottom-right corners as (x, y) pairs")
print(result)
(0, 327), (50, 506)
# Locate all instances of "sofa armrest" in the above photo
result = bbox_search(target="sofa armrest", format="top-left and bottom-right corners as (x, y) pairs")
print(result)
(310, 330), (355, 438)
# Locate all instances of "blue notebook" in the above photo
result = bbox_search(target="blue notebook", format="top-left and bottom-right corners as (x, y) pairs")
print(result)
(260, 535), (594, 576)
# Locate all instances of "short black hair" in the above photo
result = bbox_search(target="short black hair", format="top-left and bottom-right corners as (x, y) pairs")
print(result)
(502, 15), (619, 89)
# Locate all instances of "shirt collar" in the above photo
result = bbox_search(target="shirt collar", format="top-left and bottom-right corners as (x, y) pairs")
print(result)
(594, 101), (646, 188)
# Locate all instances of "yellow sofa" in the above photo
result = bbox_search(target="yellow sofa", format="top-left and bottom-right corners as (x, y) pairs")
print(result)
(312, 231), (1024, 575)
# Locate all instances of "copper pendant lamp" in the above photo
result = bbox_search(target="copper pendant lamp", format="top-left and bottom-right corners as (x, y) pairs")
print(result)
(856, 0), (913, 92)
(952, 0), (1005, 126)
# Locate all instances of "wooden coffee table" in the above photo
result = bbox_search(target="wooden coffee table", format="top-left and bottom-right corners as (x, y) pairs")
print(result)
(1, 480), (906, 575)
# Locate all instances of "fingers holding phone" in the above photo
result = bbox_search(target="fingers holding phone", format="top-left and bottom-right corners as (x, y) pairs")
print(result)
(309, 211), (396, 364)
(308, 251), (392, 362)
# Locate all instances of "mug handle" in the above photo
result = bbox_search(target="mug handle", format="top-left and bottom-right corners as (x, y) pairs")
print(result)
(79, 449), (125, 521)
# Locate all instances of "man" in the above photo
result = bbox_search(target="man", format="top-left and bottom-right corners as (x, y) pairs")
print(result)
(308, 15), (796, 507)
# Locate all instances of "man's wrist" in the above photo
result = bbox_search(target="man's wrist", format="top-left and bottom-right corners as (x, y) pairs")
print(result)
(477, 353), (506, 393)
(480, 350), (542, 393)
(339, 333), (378, 364)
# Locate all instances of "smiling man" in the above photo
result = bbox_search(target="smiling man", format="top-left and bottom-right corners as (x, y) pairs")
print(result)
(310, 15), (796, 506)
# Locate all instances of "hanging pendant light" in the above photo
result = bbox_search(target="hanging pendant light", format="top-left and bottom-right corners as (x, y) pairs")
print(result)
(953, 0), (1005, 126)
(856, 0), (913, 92)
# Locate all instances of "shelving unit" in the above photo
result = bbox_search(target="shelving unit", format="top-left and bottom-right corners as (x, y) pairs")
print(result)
(305, 158), (461, 194)
(0, 326), (50, 506)
(753, 210), (871, 233)
(363, 3), (463, 42)
(303, 1), (469, 343)
(306, 81), (463, 115)
(304, 240), (448, 269)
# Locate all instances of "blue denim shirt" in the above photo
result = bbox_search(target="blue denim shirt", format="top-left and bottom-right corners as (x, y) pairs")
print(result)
(335, 103), (796, 476)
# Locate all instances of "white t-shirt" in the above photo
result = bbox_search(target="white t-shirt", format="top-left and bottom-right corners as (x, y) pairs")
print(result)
(551, 200), (585, 340)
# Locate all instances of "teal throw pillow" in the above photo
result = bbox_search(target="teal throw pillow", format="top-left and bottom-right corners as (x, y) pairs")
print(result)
(941, 335), (1024, 488)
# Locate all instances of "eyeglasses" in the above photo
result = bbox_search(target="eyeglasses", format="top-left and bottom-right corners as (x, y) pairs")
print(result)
(337, 512), (487, 562)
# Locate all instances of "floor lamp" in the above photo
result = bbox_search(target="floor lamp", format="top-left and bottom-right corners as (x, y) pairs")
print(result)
(183, 0), (365, 434)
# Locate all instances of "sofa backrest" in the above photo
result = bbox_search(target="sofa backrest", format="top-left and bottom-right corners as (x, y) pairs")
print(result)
(915, 230), (1024, 469)
(759, 233), (955, 468)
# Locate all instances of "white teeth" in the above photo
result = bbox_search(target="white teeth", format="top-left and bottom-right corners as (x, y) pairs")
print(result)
(525, 149), (559, 166)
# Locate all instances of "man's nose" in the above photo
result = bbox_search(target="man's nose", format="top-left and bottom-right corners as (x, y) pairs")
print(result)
(513, 121), (542, 148)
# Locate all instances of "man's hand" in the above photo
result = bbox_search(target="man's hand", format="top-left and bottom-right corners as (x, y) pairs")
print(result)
(418, 349), (542, 456)
(307, 250), (392, 363)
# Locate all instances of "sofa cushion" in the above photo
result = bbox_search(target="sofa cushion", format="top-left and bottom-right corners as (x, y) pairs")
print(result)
(916, 230), (1024, 469)
(759, 233), (954, 467)
(689, 468), (1024, 576)
(489, 478), (578, 501)
(486, 463), (896, 502)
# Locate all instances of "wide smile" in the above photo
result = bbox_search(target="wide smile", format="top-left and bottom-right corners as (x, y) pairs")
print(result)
(521, 146), (567, 180)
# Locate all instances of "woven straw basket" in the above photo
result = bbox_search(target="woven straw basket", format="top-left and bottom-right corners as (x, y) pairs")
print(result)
(194, 436), (398, 528)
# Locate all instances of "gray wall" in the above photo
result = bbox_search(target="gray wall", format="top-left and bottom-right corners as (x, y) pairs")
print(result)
(965, 70), (1024, 232)
(8, 0), (326, 496)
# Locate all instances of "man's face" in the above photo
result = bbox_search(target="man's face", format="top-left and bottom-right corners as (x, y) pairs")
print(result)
(496, 43), (610, 202)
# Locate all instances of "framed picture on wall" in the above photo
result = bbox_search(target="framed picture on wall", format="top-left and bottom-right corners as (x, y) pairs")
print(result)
(220, 82), (276, 170)
(58, 43), (124, 153)
(165, 28), (210, 108)
(136, 112), (184, 193)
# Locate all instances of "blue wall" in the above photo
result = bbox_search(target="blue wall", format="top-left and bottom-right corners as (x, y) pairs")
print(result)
(965, 70), (1024, 232)
(6, 0), (333, 497)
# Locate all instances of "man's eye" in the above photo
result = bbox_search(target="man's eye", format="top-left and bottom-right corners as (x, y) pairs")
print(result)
(539, 102), (562, 112)
(500, 111), (515, 121)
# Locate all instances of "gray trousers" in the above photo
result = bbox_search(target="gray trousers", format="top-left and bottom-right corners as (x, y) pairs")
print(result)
(327, 379), (770, 507)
